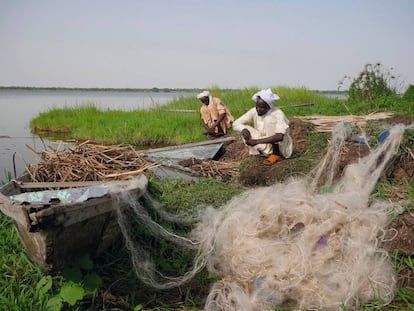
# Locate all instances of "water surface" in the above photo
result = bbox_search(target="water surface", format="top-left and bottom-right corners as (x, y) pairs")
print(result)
(0, 89), (196, 182)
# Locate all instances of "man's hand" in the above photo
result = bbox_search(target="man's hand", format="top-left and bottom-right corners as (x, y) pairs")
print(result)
(241, 129), (251, 140)
(241, 129), (258, 145)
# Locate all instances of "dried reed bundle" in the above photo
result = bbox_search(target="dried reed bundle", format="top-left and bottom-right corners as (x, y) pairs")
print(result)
(25, 141), (159, 182)
(191, 160), (239, 181)
(294, 112), (393, 132)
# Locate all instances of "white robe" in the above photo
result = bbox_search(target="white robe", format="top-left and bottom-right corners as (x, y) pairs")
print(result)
(233, 107), (293, 158)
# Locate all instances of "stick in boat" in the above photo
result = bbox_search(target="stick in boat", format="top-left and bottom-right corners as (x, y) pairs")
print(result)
(164, 103), (315, 113)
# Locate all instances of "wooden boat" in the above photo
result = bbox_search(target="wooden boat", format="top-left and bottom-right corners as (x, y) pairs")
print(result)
(0, 175), (148, 272)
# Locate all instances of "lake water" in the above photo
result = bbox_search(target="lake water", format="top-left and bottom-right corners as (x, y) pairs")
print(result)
(0, 89), (197, 182)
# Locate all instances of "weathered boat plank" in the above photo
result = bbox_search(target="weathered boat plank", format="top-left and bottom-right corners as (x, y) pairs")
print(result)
(0, 175), (148, 272)
(16, 180), (117, 189)
(0, 180), (32, 227)
(28, 195), (115, 228)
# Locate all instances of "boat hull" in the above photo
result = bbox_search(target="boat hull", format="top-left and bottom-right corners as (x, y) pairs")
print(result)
(0, 175), (148, 272)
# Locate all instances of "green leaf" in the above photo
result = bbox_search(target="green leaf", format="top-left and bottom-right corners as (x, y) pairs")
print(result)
(76, 254), (94, 271)
(133, 304), (143, 311)
(83, 273), (102, 291)
(62, 267), (82, 283)
(60, 283), (85, 306)
(36, 275), (53, 295)
(46, 296), (63, 311)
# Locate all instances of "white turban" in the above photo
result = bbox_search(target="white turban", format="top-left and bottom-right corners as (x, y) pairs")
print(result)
(252, 88), (280, 108)
(197, 90), (212, 104)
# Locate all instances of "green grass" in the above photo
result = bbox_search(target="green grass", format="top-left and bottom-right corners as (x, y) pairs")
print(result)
(89, 177), (245, 310)
(0, 215), (51, 310)
(1, 174), (413, 310)
(30, 87), (413, 146)
(31, 103), (204, 145)
(2, 86), (414, 310)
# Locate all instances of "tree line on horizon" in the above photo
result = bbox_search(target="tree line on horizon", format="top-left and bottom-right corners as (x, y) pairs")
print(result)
(0, 86), (346, 93)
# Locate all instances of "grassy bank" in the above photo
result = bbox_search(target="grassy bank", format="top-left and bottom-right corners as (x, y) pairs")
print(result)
(30, 86), (413, 146)
(1, 174), (413, 310)
(1, 86), (413, 310)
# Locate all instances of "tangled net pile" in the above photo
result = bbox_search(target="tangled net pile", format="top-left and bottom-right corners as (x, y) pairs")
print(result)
(116, 123), (409, 311)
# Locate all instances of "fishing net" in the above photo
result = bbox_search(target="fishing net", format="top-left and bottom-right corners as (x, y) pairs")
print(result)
(115, 122), (410, 310)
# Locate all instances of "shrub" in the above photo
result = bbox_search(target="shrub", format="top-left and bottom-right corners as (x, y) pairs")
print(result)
(339, 62), (398, 105)
(403, 84), (414, 102)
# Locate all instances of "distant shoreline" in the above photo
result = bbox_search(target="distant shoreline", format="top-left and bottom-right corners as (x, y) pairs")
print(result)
(0, 86), (347, 94)
(0, 86), (201, 93)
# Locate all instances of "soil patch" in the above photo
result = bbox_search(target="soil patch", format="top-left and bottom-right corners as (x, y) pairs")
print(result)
(221, 116), (414, 185)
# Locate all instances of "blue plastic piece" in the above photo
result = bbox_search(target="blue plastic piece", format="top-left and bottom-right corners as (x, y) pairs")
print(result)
(351, 135), (370, 144)
(379, 130), (390, 144)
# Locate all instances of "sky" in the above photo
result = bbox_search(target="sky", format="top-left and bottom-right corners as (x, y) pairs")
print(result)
(1, 0), (413, 91)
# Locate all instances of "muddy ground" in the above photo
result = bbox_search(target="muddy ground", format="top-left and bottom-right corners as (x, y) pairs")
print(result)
(183, 116), (414, 291)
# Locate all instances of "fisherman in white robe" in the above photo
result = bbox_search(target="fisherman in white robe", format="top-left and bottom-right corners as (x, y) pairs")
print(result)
(233, 88), (292, 164)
